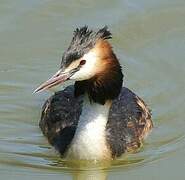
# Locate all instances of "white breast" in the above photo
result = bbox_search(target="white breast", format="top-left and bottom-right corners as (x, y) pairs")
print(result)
(66, 96), (111, 160)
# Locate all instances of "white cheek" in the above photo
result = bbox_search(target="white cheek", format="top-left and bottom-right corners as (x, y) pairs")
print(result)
(70, 51), (98, 81)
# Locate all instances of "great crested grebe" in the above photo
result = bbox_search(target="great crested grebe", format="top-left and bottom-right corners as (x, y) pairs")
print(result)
(34, 26), (153, 160)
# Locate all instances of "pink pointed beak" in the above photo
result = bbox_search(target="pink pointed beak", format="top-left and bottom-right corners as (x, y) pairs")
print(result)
(34, 69), (71, 93)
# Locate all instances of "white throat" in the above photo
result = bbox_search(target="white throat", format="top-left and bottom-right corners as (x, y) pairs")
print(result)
(66, 95), (111, 160)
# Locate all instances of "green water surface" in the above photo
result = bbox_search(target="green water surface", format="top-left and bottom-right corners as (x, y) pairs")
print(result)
(0, 0), (185, 179)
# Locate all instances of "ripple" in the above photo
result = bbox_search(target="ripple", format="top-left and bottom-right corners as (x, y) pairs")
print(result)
(0, 0), (185, 179)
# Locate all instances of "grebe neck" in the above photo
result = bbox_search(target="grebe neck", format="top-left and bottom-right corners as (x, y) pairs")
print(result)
(74, 52), (123, 105)
(66, 94), (112, 160)
(66, 51), (123, 159)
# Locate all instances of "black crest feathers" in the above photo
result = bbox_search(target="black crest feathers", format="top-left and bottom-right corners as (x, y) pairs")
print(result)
(73, 25), (112, 42)
(61, 26), (112, 68)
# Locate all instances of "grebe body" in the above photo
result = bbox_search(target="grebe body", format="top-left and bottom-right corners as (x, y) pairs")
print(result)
(35, 26), (153, 160)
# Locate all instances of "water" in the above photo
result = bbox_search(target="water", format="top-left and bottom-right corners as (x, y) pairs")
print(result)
(0, 0), (185, 179)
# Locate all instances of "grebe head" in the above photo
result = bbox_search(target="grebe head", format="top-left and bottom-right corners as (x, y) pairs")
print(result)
(34, 26), (123, 104)
(61, 26), (112, 81)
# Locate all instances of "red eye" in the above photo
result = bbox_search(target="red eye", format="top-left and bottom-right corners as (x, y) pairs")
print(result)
(79, 60), (86, 66)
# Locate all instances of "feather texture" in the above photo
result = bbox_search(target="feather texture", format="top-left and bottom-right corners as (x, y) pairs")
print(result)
(40, 85), (152, 158)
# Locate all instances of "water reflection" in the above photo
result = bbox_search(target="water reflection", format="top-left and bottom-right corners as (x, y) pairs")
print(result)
(63, 160), (110, 180)
(72, 169), (107, 180)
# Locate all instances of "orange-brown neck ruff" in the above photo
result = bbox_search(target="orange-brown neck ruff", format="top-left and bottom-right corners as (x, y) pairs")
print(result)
(74, 40), (123, 105)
